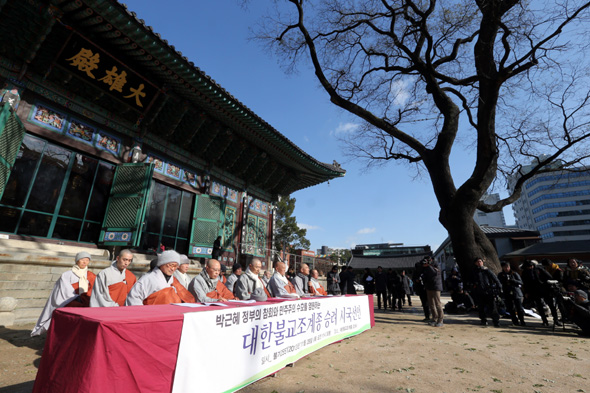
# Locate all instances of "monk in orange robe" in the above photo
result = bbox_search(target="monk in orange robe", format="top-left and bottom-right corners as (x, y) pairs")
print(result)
(309, 269), (328, 296)
(126, 250), (195, 306)
(188, 259), (235, 302)
(90, 249), (137, 307)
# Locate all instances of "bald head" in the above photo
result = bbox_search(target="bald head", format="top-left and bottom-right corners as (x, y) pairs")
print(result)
(116, 249), (133, 271)
(299, 263), (310, 275)
(250, 258), (262, 275)
(311, 269), (319, 279)
(206, 259), (222, 280)
(275, 260), (286, 275)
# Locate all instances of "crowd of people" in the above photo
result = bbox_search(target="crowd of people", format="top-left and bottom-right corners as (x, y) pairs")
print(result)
(440, 257), (590, 334)
(356, 266), (413, 312)
(31, 249), (590, 337)
(31, 251), (333, 336)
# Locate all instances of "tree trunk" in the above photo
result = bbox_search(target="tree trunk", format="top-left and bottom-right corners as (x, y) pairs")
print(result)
(441, 208), (500, 276)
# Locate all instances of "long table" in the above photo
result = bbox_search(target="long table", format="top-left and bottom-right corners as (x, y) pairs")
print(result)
(33, 295), (374, 393)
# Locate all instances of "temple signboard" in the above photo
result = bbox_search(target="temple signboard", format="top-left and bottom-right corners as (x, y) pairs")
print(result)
(56, 35), (158, 111)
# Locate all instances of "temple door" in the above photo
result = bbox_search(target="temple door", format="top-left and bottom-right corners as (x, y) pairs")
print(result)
(0, 103), (26, 200)
(99, 163), (154, 247)
(188, 194), (224, 258)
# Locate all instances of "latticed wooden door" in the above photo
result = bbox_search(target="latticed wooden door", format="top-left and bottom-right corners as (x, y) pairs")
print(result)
(188, 194), (225, 258)
(0, 103), (26, 200)
(99, 163), (154, 247)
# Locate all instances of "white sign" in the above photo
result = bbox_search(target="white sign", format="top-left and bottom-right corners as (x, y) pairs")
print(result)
(172, 296), (372, 393)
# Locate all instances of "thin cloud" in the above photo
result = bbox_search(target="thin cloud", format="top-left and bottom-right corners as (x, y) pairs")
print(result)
(330, 122), (360, 136)
(357, 227), (376, 235)
(303, 135), (310, 142)
(299, 223), (320, 230)
(390, 79), (411, 106)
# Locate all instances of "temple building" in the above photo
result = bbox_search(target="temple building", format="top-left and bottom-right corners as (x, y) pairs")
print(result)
(0, 0), (345, 269)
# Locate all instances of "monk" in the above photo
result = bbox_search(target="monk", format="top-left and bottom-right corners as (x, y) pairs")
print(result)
(292, 263), (311, 296)
(90, 249), (136, 307)
(31, 251), (97, 336)
(125, 250), (195, 305)
(173, 254), (191, 288)
(188, 259), (235, 302)
(267, 260), (299, 298)
(309, 269), (328, 296)
(225, 263), (243, 293)
(234, 258), (271, 301)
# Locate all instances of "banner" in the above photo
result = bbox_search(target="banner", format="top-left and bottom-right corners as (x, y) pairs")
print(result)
(172, 296), (372, 393)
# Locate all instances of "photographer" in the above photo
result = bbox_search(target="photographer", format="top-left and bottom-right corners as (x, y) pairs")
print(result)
(562, 290), (590, 336)
(469, 257), (502, 327)
(563, 258), (590, 292)
(497, 262), (526, 326)
(521, 260), (560, 327)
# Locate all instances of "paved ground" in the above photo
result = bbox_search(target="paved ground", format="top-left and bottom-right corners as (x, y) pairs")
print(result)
(2, 295), (589, 392)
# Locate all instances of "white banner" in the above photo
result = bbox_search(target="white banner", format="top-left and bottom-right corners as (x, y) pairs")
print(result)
(172, 295), (372, 393)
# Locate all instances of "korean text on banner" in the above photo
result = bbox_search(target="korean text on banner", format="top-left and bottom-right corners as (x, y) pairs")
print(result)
(172, 295), (372, 393)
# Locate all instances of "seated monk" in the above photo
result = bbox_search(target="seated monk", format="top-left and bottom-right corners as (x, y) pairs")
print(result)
(235, 258), (271, 301)
(173, 254), (191, 289)
(188, 259), (235, 302)
(125, 250), (195, 306)
(309, 269), (328, 296)
(31, 252), (97, 336)
(267, 260), (299, 298)
(90, 249), (136, 307)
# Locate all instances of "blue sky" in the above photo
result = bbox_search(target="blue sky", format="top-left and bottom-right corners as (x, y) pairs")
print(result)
(122, 1), (514, 253)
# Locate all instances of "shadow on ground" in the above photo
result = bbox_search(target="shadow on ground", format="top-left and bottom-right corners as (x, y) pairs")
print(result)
(0, 381), (34, 393)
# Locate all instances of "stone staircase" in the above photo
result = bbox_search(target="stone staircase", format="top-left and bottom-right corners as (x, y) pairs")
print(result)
(0, 238), (201, 326)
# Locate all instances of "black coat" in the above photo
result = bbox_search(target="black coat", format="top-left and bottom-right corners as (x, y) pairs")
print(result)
(469, 267), (502, 297)
(422, 264), (443, 291)
(497, 271), (523, 298)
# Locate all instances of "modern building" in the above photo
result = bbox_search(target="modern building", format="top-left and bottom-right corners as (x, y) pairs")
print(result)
(348, 243), (432, 271)
(0, 0), (345, 269)
(509, 159), (590, 242)
(474, 193), (506, 227)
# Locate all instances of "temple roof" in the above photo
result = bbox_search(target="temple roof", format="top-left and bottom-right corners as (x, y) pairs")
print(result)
(0, 0), (345, 200)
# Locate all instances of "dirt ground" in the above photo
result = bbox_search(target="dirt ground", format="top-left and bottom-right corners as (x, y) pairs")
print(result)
(1, 295), (589, 393)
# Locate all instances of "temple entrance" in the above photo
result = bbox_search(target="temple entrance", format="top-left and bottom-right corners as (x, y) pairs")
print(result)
(0, 134), (115, 242)
(140, 181), (195, 255)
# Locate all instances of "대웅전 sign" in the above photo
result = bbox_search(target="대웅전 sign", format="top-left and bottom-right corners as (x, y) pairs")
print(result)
(56, 35), (158, 110)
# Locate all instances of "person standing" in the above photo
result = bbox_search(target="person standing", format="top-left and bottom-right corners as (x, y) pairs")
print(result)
(423, 260), (444, 327)
(469, 257), (502, 327)
(212, 236), (222, 260)
(497, 261), (526, 326)
(412, 260), (430, 320)
(345, 266), (357, 295)
(401, 270), (412, 306)
(362, 268), (375, 296)
(339, 266), (348, 295)
(374, 266), (388, 309)
(521, 260), (558, 326)
(327, 265), (341, 295)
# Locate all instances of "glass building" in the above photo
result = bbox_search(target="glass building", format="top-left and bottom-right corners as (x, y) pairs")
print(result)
(509, 163), (590, 242)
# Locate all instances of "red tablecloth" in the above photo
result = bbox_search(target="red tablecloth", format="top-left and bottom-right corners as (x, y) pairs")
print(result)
(33, 296), (374, 393)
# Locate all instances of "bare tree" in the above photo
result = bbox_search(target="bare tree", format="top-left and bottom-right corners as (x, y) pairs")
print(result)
(256, 0), (590, 274)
